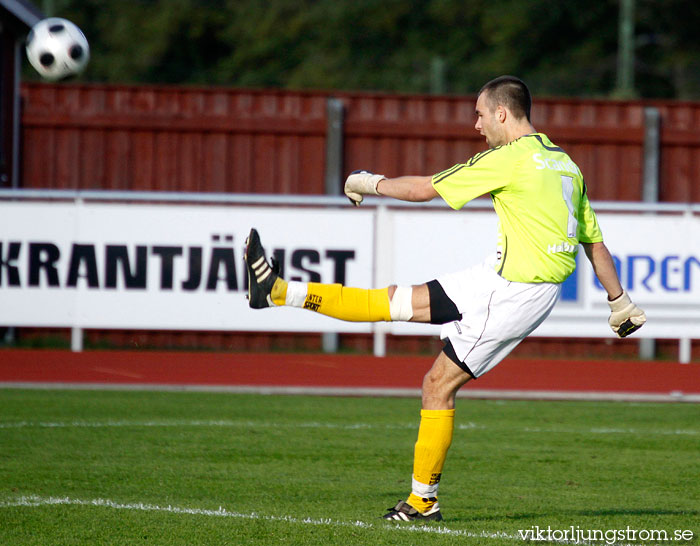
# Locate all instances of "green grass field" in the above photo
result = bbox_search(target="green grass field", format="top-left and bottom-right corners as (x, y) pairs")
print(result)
(0, 389), (698, 545)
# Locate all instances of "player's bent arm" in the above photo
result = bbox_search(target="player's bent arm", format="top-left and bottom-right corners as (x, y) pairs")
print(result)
(582, 241), (647, 338)
(377, 176), (438, 202)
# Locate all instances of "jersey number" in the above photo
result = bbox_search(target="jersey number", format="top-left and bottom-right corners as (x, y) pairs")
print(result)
(560, 175), (578, 238)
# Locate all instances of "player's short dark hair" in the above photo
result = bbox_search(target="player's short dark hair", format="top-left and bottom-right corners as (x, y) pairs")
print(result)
(479, 76), (531, 122)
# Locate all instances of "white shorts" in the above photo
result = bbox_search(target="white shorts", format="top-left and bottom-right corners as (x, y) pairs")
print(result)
(436, 259), (561, 378)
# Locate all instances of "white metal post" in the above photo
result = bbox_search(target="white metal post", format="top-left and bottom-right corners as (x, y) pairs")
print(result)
(322, 98), (345, 354)
(373, 204), (393, 357)
(679, 338), (691, 364)
(71, 327), (83, 352)
(639, 106), (661, 361)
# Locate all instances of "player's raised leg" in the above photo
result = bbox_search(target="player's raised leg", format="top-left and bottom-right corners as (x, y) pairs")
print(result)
(244, 228), (429, 322)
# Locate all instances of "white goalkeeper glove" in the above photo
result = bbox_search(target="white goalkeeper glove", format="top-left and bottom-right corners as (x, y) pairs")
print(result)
(607, 290), (646, 338)
(344, 170), (385, 206)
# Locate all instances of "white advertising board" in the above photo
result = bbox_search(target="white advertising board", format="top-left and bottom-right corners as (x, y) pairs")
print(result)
(0, 202), (374, 332)
(1, 200), (698, 339)
(387, 210), (700, 339)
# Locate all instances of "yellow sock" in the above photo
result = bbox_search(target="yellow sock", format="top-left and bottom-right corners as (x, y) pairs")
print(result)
(271, 278), (288, 306)
(408, 409), (455, 512)
(303, 283), (391, 322)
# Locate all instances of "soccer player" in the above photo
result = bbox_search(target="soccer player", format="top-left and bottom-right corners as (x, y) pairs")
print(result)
(244, 75), (646, 522)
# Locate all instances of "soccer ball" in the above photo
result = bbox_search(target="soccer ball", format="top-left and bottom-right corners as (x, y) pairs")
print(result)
(25, 18), (89, 81)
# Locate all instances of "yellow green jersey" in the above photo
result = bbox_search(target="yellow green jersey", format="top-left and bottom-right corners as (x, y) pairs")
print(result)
(432, 133), (603, 284)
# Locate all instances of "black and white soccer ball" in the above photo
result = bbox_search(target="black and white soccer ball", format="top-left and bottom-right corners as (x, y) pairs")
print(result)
(26, 18), (89, 81)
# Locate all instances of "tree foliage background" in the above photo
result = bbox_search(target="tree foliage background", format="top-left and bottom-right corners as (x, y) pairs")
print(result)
(27, 0), (700, 99)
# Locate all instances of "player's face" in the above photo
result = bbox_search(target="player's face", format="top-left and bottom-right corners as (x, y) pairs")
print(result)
(474, 92), (505, 148)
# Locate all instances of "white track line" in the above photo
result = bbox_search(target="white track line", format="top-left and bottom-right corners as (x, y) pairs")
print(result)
(0, 495), (519, 541)
(0, 419), (696, 436)
(0, 419), (421, 430)
(1, 382), (699, 403)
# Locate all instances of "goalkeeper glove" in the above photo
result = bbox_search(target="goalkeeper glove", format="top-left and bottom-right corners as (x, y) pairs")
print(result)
(607, 291), (646, 338)
(344, 170), (385, 206)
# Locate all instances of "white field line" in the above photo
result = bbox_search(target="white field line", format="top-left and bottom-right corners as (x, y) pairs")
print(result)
(1, 382), (699, 403)
(0, 419), (421, 430)
(0, 494), (520, 542)
(0, 419), (696, 436)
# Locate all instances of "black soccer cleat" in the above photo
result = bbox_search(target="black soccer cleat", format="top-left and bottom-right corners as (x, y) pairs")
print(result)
(382, 500), (443, 523)
(244, 228), (279, 309)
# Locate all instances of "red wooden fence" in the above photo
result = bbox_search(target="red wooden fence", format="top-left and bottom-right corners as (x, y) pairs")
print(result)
(19, 82), (700, 202)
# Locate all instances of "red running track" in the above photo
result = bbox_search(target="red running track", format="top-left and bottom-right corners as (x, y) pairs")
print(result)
(1, 349), (698, 401)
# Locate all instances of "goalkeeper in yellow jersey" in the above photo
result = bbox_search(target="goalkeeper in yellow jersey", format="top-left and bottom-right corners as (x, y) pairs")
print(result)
(244, 75), (646, 522)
